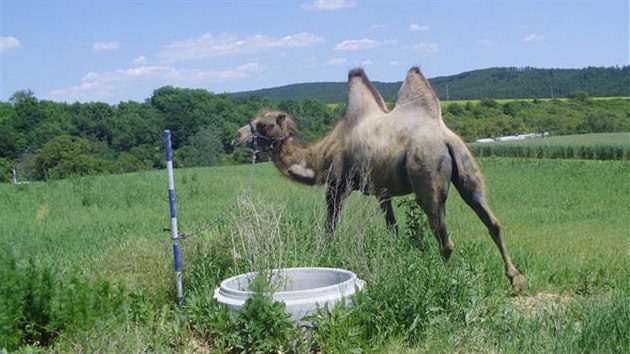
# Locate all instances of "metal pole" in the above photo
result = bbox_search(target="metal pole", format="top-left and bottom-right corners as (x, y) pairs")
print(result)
(164, 130), (183, 305)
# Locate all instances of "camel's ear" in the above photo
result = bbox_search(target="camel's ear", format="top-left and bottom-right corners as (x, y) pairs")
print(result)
(276, 112), (287, 126)
(344, 68), (388, 125)
(395, 67), (441, 119)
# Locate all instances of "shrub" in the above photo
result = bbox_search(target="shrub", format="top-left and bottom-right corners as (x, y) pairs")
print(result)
(0, 254), (128, 351)
(186, 275), (304, 353)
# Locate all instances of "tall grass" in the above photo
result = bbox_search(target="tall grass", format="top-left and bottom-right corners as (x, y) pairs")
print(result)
(1, 158), (628, 352)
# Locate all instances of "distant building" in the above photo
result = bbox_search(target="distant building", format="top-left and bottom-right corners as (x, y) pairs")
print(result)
(476, 132), (549, 143)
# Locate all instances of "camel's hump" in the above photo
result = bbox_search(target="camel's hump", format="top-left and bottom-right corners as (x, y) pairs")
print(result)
(344, 67), (388, 123)
(348, 67), (367, 80)
(394, 66), (441, 119)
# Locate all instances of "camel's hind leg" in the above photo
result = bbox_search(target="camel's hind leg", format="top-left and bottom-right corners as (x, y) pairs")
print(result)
(408, 154), (455, 259)
(415, 181), (454, 260)
(450, 148), (527, 293)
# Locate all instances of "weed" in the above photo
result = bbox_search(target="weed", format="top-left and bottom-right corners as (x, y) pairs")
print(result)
(0, 253), (128, 351)
(575, 265), (595, 296)
(397, 196), (431, 251)
(188, 276), (305, 353)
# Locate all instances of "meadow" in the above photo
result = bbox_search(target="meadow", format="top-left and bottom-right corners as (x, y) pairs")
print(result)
(1, 153), (629, 352)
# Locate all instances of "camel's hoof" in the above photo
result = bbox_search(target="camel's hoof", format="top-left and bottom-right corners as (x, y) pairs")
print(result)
(441, 247), (453, 261)
(510, 274), (528, 296)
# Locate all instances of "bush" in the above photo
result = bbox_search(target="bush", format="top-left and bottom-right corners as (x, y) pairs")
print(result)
(33, 135), (108, 180)
(0, 157), (12, 183)
(0, 254), (128, 351)
(187, 280), (303, 353)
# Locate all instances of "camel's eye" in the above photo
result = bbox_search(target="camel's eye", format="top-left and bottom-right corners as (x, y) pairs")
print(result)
(257, 123), (272, 134)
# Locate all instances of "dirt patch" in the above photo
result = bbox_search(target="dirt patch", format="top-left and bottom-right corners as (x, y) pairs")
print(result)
(183, 335), (212, 354)
(511, 292), (573, 318)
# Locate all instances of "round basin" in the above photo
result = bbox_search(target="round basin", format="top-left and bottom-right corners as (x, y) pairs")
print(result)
(213, 267), (365, 322)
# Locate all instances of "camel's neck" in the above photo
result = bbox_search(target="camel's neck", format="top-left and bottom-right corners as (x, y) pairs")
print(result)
(271, 126), (343, 185)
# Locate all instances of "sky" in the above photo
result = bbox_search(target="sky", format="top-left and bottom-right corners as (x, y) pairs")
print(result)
(1, 0), (628, 104)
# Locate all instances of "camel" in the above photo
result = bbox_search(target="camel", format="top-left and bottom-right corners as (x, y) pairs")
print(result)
(232, 67), (526, 293)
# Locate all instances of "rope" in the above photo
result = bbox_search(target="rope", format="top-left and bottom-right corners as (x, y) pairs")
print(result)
(163, 149), (259, 240)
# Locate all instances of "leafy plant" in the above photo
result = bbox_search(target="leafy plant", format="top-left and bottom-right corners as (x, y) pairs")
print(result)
(0, 253), (128, 351)
(189, 275), (304, 353)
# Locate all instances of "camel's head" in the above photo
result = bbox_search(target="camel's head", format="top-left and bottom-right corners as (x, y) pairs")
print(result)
(232, 110), (295, 151)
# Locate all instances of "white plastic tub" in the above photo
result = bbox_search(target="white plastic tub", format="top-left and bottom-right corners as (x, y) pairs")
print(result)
(213, 267), (365, 322)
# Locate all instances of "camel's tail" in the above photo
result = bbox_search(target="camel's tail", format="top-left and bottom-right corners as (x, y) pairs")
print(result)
(446, 135), (486, 196)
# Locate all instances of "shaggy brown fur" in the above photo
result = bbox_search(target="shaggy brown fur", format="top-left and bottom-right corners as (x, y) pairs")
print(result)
(232, 67), (527, 293)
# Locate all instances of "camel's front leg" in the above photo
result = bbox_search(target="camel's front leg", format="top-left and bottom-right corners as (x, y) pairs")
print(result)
(325, 180), (348, 233)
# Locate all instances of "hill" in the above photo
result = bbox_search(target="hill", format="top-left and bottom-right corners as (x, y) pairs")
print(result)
(232, 66), (629, 103)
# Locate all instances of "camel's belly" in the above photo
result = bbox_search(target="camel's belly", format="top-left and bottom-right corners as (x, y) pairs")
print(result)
(346, 143), (413, 196)
(347, 119), (446, 197)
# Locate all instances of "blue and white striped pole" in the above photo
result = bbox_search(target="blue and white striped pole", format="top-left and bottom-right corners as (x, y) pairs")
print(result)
(164, 130), (183, 305)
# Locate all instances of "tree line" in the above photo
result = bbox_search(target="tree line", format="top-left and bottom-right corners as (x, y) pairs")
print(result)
(1, 87), (628, 182)
(233, 66), (629, 103)
(0, 88), (341, 182)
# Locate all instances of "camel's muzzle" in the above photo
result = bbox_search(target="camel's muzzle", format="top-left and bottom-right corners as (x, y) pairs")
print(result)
(231, 124), (255, 148)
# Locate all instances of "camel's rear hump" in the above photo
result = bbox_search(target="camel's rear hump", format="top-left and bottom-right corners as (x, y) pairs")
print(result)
(395, 67), (441, 119)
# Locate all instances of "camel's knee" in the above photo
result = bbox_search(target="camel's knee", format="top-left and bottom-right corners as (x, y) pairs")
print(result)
(488, 221), (501, 239)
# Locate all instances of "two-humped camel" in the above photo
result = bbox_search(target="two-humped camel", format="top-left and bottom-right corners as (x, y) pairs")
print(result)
(232, 67), (526, 292)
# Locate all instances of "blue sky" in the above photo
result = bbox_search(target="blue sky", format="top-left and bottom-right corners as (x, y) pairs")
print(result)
(1, 0), (628, 104)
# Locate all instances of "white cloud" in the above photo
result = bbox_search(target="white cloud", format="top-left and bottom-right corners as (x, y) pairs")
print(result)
(132, 55), (148, 66)
(335, 38), (395, 51)
(410, 42), (439, 56)
(159, 32), (324, 62)
(360, 60), (373, 67)
(326, 57), (348, 65)
(389, 61), (404, 66)
(302, 0), (357, 10)
(409, 24), (430, 32)
(46, 63), (261, 102)
(0, 36), (22, 52)
(93, 41), (120, 51)
(522, 33), (545, 42)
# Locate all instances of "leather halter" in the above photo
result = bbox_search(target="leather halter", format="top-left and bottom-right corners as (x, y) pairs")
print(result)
(249, 122), (291, 152)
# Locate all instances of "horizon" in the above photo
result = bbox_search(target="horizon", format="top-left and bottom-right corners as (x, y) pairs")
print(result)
(2, 64), (628, 103)
(2, 1), (628, 104)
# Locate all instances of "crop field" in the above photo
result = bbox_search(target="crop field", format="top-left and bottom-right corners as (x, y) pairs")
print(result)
(470, 132), (630, 160)
(1, 154), (629, 352)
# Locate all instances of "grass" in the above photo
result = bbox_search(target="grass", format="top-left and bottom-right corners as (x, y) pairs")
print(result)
(1, 157), (628, 353)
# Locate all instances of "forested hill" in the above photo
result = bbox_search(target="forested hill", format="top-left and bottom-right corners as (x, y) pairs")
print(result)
(232, 66), (629, 103)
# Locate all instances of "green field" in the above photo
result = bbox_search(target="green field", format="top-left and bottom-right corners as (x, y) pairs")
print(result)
(1, 155), (629, 352)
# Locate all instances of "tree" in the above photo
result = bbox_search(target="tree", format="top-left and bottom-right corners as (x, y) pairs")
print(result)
(68, 102), (114, 144)
(178, 127), (224, 167)
(33, 135), (105, 180)
(568, 90), (590, 102)
(109, 101), (163, 151)
(150, 86), (222, 149)
(0, 158), (12, 183)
